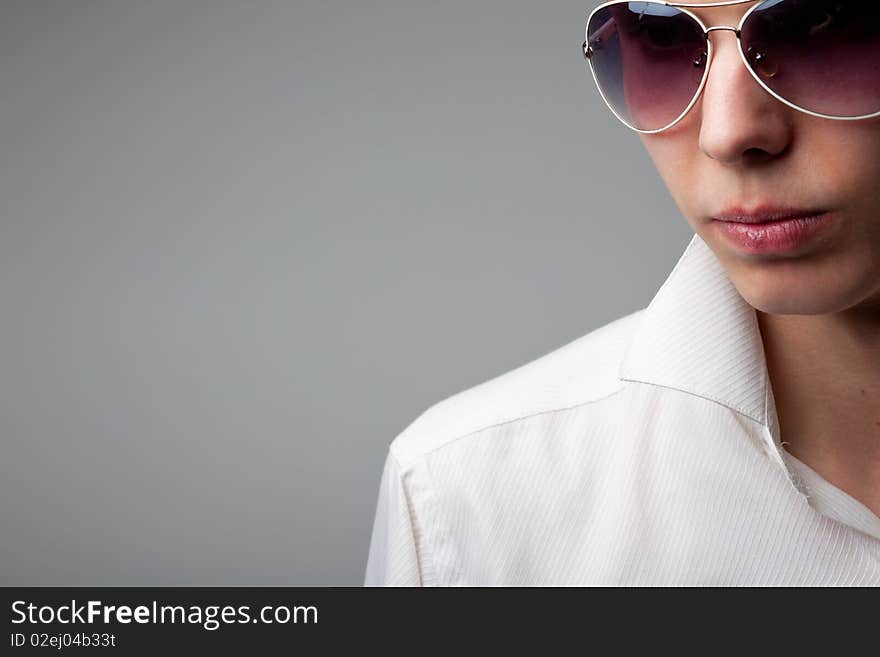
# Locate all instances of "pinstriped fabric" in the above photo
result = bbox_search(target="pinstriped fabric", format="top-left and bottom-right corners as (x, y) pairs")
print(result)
(364, 453), (421, 586)
(782, 451), (880, 541)
(364, 233), (880, 586)
(618, 233), (768, 424)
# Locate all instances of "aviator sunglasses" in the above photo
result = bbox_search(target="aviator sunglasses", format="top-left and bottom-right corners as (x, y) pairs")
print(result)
(582, 0), (880, 133)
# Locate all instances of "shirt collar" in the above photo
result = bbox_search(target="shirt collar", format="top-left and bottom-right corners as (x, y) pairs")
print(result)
(618, 232), (784, 461)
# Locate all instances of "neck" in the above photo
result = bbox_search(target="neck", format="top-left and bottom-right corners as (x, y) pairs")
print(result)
(756, 306), (880, 518)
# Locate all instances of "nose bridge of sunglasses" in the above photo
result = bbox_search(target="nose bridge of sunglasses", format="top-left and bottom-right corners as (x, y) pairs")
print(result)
(705, 25), (740, 37)
(703, 23), (778, 81)
(704, 24), (742, 60)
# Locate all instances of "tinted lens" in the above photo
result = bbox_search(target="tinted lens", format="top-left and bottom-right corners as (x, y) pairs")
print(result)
(586, 2), (708, 131)
(741, 0), (880, 118)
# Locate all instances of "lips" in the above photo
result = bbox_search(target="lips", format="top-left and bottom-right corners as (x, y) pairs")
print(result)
(711, 210), (838, 255)
(711, 205), (829, 224)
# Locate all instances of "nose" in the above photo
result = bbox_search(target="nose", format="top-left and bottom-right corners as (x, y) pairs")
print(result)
(696, 28), (794, 165)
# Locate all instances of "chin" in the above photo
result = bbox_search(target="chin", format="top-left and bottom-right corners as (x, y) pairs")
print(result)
(735, 277), (868, 316)
(747, 297), (830, 316)
(707, 234), (870, 316)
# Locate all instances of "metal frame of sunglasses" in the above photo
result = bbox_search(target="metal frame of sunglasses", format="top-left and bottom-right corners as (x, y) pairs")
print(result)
(582, 0), (880, 133)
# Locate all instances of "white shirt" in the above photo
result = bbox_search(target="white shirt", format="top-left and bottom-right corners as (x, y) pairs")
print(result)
(364, 233), (880, 586)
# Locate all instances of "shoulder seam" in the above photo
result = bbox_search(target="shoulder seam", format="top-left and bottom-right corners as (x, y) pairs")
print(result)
(392, 382), (628, 468)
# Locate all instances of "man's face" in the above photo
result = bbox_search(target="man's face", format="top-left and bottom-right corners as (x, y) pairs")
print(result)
(637, 2), (880, 316)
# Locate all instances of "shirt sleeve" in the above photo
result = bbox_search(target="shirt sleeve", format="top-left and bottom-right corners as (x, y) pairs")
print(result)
(364, 450), (424, 586)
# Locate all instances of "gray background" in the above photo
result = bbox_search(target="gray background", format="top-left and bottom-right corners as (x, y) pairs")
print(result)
(0, 0), (691, 585)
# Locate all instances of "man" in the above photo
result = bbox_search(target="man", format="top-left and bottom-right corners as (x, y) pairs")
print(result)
(365, 0), (880, 585)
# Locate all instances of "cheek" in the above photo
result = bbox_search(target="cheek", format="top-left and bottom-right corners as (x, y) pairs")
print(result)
(807, 123), (880, 224)
(639, 134), (702, 211)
